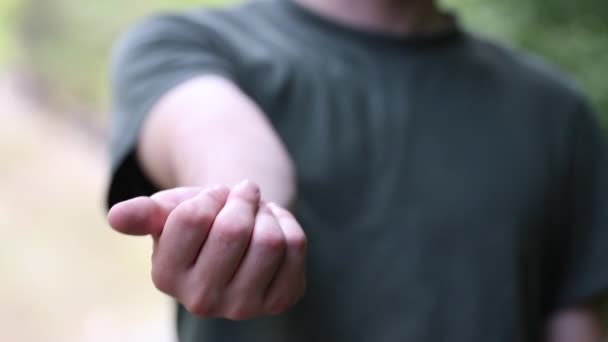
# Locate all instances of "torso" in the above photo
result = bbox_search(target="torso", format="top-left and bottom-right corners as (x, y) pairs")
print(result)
(173, 1), (582, 340)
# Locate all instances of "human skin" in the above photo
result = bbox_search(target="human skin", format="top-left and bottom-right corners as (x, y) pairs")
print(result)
(108, 0), (605, 339)
(108, 76), (305, 320)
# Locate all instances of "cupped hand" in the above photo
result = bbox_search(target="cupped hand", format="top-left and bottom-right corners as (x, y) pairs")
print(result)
(107, 180), (307, 320)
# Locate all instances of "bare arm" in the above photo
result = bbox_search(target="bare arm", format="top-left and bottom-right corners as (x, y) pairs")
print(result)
(108, 75), (306, 319)
(138, 75), (296, 206)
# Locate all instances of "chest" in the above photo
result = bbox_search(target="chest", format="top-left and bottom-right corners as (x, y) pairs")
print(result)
(247, 54), (567, 244)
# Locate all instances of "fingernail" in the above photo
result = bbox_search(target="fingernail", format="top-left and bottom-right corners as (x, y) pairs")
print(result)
(234, 179), (250, 189)
(267, 202), (281, 214)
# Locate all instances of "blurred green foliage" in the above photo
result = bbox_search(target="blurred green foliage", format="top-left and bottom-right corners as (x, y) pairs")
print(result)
(441, 0), (608, 124)
(3, 0), (607, 123)
(15, 0), (226, 115)
(0, 0), (21, 64)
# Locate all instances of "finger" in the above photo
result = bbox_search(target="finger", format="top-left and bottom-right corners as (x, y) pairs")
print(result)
(150, 187), (208, 247)
(108, 186), (207, 237)
(108, 197), (167, 236)
(191, 180), (260, 290)
(226, 204), (286, 308)
(150, 187), (205, 210)
(156, 185), (230, 272)
(263, 203), (308, 314)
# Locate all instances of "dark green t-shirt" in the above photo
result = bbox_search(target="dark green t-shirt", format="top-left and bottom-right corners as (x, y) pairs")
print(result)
(108, 0), (608, 341)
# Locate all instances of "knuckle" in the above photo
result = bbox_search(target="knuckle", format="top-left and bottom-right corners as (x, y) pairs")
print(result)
(286, 231), (308, 254)
(265, 282), (306, 315)
(215, 218), (251, 244)
(187, 301), (214, 318)
(150, 267), (174, 294)
(265, 295), (292, 315)
(224, 308), (249, 321)
(174, 200), (215, 228)
(184, 290), (219, 318)
(224, 301), (257, 321)
(258, 232), (286, 254)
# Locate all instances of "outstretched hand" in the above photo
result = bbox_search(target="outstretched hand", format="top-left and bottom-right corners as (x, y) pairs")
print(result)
(108, 180), (307, 320)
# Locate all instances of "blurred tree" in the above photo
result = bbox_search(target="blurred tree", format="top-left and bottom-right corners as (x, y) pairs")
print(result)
(0, 0), (22, 64)
(5, 0), (607, 126)
(442, 0), (608, 124)
(16, 0), (226, 125)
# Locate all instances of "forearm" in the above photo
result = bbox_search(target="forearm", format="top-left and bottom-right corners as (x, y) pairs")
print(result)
(137, 75), (297, 207)
(109, 75), (307, 319)
(171, 139), (296, 208)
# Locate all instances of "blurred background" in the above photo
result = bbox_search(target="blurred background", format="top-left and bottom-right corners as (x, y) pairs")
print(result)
(0, 0), (606, 341)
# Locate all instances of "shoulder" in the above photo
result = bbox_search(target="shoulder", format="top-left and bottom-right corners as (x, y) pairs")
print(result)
(455, 33), (601, 159)
(112, 1), (277, 52)
(110, 0), (283, 80)
(461, 33), (585, 107)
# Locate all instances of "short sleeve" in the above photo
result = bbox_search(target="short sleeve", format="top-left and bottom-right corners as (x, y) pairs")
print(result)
(106, 12), (237, 208)
(554, 100), (608, 308)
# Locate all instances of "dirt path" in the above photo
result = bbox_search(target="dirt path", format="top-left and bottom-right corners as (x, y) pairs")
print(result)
(0, 69), (175, 342)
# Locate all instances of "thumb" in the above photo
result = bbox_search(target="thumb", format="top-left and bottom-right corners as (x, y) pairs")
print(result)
(108, 197), (168, 236)
(107, 187), (205, 236)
